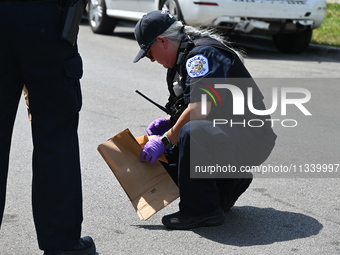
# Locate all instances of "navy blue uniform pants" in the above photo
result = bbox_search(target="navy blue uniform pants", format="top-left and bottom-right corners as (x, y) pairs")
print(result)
(165, 120), (276, 216)
(0, 1), (83, 251)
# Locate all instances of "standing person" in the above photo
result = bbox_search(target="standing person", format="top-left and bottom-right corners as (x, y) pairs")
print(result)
(134, 10), (277, 230)
(0, 1), (96, 254)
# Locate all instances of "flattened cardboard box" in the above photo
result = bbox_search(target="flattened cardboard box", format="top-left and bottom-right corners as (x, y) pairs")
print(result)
(97, 129), (179, 220)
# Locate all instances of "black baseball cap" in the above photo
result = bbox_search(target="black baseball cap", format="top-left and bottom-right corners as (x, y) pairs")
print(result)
(133, 10), (177, 63)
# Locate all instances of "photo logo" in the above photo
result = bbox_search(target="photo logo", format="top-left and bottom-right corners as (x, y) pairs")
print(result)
(199, 84), (222, 115)
(200, 84), (312, 128)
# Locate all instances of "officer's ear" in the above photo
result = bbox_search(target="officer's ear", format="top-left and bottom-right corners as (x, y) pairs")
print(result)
(156, 36), (169, 49)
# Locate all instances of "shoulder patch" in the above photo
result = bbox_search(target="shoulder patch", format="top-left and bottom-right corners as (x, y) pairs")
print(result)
(186, 54), (209, 78)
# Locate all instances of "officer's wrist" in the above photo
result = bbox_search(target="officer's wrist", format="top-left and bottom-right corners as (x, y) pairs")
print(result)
(160, 133), (174, 148)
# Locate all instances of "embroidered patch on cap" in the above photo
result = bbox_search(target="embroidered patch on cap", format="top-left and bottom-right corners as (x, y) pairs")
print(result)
(186, 54), (209, 78)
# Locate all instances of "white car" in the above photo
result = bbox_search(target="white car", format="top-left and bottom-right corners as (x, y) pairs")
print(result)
(87, 0), (327, 53)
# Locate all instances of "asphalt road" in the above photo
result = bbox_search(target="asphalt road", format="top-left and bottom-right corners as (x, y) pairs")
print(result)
(0, 22), (339, 255)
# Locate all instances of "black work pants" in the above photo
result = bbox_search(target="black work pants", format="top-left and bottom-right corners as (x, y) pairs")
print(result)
(165, 120), (276, 216)
(0, 1), (83, 251)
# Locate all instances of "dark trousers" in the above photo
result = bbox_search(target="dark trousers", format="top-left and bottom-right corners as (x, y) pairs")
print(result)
(0, 1), (83, 251)
(164, 120), (276, 216)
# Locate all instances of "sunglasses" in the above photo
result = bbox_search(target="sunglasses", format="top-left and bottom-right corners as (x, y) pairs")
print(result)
(145, 39), (157, 59)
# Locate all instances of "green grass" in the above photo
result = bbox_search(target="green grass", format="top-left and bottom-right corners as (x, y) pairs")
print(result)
(311, 3), (340, 47)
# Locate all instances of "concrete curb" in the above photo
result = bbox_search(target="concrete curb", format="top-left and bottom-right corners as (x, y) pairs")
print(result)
(309, 43), (340, 60)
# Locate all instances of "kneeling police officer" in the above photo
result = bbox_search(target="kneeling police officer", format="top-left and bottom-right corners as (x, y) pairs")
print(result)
(133, 10), (277, 230)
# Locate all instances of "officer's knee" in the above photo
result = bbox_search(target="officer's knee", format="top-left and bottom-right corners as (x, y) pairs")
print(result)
(179, 120), (212, 144)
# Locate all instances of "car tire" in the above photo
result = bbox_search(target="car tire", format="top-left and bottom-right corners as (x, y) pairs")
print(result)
(272, 30), (313, 54)
(88, 0), (119, 34)
(160, 0), (184, 23)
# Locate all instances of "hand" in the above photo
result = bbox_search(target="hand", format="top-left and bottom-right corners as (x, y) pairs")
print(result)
(140, 137), (168, 164)
(146, 118), (171, 136)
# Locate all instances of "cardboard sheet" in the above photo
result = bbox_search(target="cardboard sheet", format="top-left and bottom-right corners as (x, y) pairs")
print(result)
(97, 129), (179, 220)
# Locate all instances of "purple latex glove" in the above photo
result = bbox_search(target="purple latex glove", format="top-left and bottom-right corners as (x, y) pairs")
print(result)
(140, 137), (168, 164)
(146, 118), (171, 136)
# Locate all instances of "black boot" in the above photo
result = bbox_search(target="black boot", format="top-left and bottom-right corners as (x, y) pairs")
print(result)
(43, 236), (96, 255)
(162, 208), (225, 230)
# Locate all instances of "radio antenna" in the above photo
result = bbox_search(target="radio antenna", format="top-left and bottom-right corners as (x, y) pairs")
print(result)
(135, 90), (171, 115)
